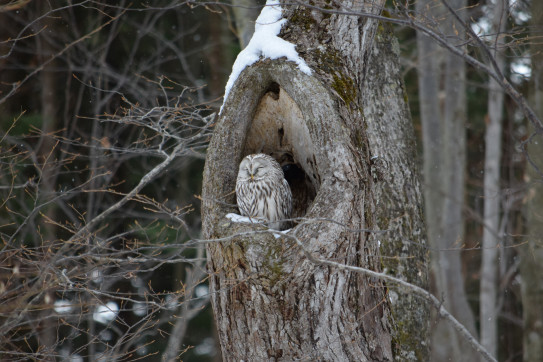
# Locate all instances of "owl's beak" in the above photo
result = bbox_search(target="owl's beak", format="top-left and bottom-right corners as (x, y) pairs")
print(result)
(250, 174), (254, 180)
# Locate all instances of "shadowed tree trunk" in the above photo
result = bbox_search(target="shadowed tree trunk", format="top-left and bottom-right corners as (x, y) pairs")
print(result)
(36, 2), (62, 357)
(202, 1), (428, 360)
(520, 0), (543, 360)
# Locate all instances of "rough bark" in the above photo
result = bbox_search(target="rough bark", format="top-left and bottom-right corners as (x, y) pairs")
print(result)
(202, 1), (428, 360)
(520, 1), (543, 360)
(362, 22), (429, 361)
(480, 0), (506, 356)
(415, 0), (479, 360)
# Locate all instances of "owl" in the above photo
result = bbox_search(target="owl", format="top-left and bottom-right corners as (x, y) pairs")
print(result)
(235, 153), (292, 230)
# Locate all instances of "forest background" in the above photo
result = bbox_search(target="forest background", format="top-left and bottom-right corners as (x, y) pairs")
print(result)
(0, 0), (541, 361)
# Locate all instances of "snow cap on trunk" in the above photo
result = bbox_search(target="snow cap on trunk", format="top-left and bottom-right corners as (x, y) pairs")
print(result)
(221, 0), (312, 113)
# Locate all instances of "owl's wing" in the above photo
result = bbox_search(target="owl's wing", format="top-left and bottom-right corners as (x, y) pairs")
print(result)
(280, 178), (293, 220)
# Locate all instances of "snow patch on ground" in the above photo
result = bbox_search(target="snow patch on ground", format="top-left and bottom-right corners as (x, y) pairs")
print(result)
(221, 0), (312, 113)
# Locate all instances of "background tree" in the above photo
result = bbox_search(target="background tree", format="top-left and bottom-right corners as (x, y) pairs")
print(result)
(414, 0), (479, 359)
(231, 0), (264, 49)
(520, 0), (543, 360)
(407, 0), (533, 359)
(481, 0), (507, 356)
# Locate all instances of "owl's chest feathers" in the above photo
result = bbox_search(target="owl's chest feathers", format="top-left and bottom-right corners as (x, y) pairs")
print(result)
(238, 180), (279, 219)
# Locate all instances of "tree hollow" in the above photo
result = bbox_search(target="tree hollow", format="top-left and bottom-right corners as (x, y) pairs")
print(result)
(243, 82), (317, 218)
(203, 59), (352, 235)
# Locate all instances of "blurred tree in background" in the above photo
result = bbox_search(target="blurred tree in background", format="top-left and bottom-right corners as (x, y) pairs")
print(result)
(0, 0), (541, 361)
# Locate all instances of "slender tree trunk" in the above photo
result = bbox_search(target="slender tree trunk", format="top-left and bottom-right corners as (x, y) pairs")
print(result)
(208, 11), (233, 98)
(37, 1), (60, 245)
(415, 0), (479, 360)
(520, 1), (543, 360)
(202, 1), (428, 360)
(36, 2), (61, 357)
(480, 0), (506, 356)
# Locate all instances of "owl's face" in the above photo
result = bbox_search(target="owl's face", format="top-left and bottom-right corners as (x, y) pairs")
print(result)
(237, 155), (274, 182)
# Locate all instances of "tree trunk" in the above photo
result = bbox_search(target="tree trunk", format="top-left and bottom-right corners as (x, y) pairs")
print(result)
(480, 0), (506, 356)
(520, 0), (543, 360)
(415, 0), (479, 360)
(362, 20), (429, 361)
(37, 1), (61, 245)
(208, 11), (234, 98)
(202, 1), (428, 360)
(36, 2), (61, 357)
